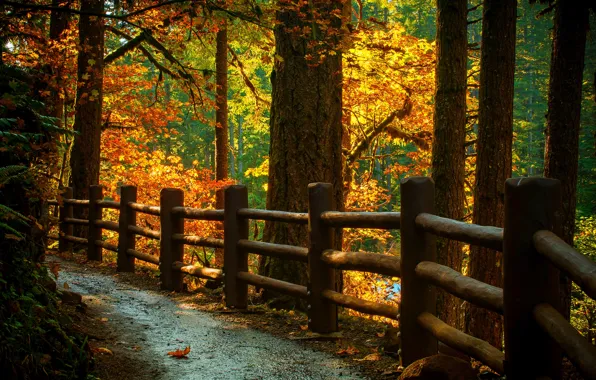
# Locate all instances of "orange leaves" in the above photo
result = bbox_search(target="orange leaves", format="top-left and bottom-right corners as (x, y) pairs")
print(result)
(336, 346), (359, 357)
(167, 346), (191, 358)
(48, 261), (60, 279)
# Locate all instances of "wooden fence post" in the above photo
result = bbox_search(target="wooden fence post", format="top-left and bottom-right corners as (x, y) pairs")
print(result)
(87, 185), (103, 261)
(117, 185), (137, 272)
(59, 187), (73, 252)
(307, 183), (337, 333)
(503, 178), (562, 379)
(400, 176), (437, 366)
(223, 185), (249, 308)
(160, 188), (184, 291)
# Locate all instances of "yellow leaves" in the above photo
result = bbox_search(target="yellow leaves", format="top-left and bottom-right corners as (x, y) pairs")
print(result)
(167, 346), (190, 358)
(244, 158), (269, 178)
(274, 54), (284, 63)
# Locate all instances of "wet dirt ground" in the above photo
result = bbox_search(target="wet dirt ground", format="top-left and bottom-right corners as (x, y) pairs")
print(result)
(49, 255), (366, 380)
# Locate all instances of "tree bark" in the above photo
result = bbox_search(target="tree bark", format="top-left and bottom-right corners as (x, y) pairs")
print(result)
(466, 0), (516, 350)
(48, 0), (70, 128)
(214, 20), (228, 265)
(70, 0), (105, 230)
(259, 0), (345, 307)
(237, 117), (243, 177)
(544, 0), (589, 320)
(431, 0), (467, 329)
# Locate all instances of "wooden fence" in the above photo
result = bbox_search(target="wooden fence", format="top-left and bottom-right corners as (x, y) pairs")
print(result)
(47, 177), (596, 379)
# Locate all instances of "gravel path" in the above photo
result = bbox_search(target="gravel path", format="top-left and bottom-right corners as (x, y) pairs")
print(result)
(51, 256), (364, 380)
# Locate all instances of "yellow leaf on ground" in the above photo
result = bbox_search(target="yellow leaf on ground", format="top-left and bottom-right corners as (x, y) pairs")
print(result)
(93, 347), (113, 355)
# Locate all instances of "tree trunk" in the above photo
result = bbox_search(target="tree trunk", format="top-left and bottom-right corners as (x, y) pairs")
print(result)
(237, 117), (243, 178)
(259, 0), (345, 307)
(544, 0), (589, 320)
(431, 0), (467, 329)
(214, 20), (228, 264)
(49, 0), (70, 128)
(466, 0), (516, 350)
(229, 120), (235, 179)
(70, 0), (104, 231)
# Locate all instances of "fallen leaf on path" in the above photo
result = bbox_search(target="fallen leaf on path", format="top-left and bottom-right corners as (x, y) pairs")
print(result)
(63, 282), (70, 290)
(376, 332), (385, 338)
(49, 262), (60, 278)
(354, 353), (381, 361)
(168, 346), (190, 358)
(299, 325), (308, 331)
(336, 346), (359, 357)
(100, 317), (108, 322)
(92, 347), (113, 355)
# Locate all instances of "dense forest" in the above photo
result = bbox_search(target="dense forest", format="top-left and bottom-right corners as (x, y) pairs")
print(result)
(1, 0), (595, 378)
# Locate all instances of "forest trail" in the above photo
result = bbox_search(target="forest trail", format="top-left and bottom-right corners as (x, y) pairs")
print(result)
(49, 256), (363, 380)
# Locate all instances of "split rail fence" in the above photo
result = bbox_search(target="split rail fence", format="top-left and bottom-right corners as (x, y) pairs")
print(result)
(48, 177), (596, 379)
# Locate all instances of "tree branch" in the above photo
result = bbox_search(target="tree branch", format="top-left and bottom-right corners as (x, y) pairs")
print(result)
(228, 45), (271, 106)
(345, 98), (414, 166)
(104, 31), (147, 65)
(106, 26), (179, 78)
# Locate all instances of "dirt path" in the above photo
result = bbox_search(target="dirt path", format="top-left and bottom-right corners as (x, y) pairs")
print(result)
(50, 256), (365, 380)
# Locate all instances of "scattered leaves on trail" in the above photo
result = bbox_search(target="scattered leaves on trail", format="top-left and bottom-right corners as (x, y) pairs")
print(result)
(167, 346), (190, 358)
(92, 347), (114, 355)
(354, 353), (381, 361)
(336, 346), (360, 357)
(49, 261), (60, 278)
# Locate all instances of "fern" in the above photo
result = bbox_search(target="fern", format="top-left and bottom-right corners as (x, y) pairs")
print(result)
(0, 204), (30, 224)
(0, 165), (28, 185)
(0, 118), (16, 129)
(0, 222), (25, 238)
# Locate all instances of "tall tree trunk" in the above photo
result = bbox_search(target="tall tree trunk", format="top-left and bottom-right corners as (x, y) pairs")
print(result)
(49, 0), (70, 128)
(229, 120), (235, 179)
(431, 0), (467, 329)
(70, 0), (104, 231)
(544, 0), (589, 320)
(259, 0), (344, 307)
(466, 0), (516, 349)
(237, 117), (243, 178)
(49, 0), (71, 191)
(214, 20), (228, 264)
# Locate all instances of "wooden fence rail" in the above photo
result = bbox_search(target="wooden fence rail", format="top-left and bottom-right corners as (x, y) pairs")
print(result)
(46, 176), (596, 380)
